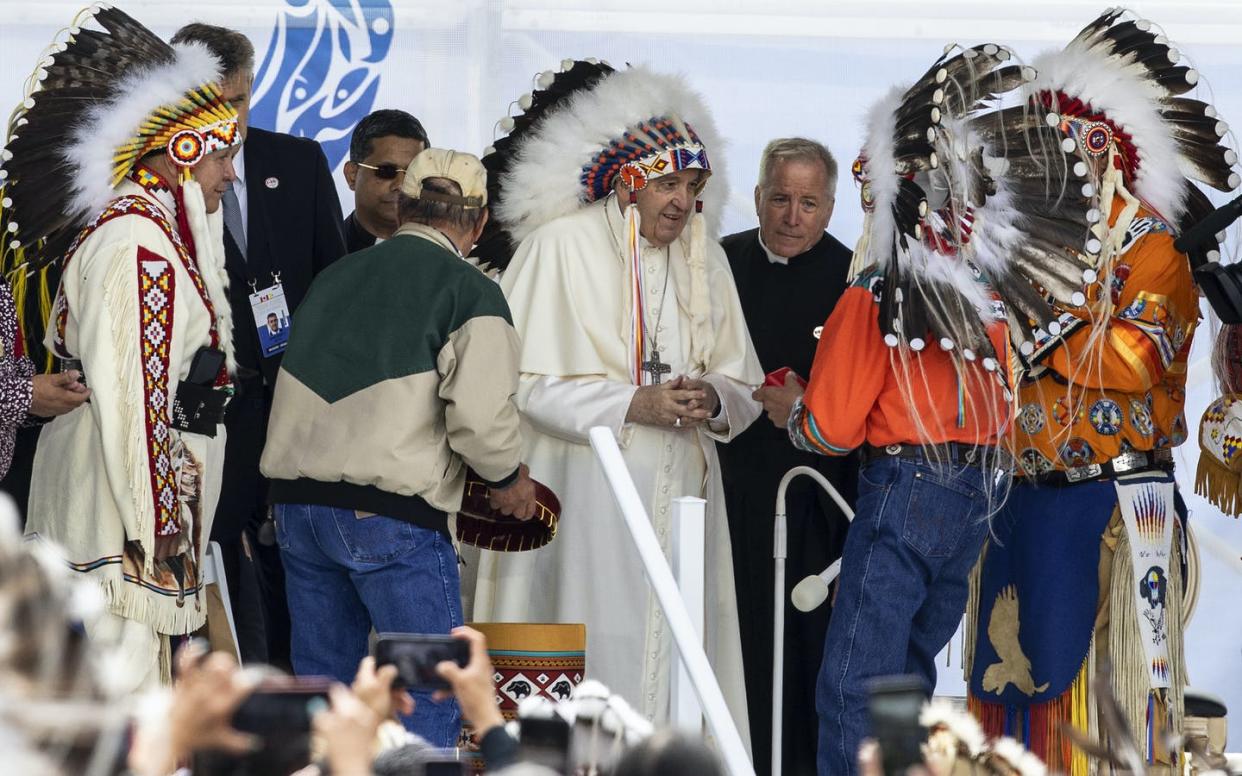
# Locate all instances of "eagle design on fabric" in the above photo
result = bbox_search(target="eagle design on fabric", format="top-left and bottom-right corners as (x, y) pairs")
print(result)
(1139, 565), (1168, 645)
(983, 585), (1050, 696)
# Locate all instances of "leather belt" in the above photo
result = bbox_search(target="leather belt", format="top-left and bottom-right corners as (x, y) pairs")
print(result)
(1027, 448), (1174, 486)
(861, 442), (995, 468)
(61, 356), (230, 436)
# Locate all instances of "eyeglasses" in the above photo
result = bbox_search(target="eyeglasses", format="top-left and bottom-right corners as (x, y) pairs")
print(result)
(355, 162), (406, 180)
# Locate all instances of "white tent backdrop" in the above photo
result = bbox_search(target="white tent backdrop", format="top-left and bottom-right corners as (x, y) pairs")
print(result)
(1, 0), (1239, 743)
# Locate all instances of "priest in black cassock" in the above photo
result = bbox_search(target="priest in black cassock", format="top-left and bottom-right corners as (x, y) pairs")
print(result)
(718, 138), (857, 776)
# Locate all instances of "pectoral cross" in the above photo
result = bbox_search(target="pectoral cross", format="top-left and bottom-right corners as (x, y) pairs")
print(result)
(642, 349), (672, 384)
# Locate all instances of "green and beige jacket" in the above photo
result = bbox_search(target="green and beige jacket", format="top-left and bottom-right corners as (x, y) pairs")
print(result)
(260, 223), (522, 533)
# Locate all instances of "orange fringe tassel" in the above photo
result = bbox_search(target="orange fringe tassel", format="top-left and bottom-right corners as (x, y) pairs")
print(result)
(969, 658), (1091, 775)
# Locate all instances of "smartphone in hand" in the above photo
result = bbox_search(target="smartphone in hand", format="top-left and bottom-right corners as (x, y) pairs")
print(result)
(866, 674), (928, 776)
(519, 714), (572, 774)
(194, 675), (332, 776)
(373, 632), (470, 692)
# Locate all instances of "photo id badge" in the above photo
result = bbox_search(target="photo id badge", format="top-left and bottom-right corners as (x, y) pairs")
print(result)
(250, 283), (291, 358)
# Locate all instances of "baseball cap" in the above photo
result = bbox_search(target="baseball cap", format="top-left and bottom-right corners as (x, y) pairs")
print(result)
(400, 148), (487, 208)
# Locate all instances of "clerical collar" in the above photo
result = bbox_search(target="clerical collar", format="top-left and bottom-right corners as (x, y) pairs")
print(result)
(130, 165), (177, 215)
(757, 230), (828, 265)
(757, 230), (791, 265)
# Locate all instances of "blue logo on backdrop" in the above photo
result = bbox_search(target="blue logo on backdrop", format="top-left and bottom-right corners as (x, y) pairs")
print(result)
(251, 0), (394, 170)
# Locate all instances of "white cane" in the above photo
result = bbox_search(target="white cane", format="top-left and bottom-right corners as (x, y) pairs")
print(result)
(772, 466), (855, 776)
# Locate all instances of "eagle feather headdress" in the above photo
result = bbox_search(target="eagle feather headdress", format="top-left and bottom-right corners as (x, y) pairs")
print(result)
(1000, 6), (1239, 359)
(0, 4), (240, 363)
(473, 60), (728, 386)
(853, 42), (1071, 375)
(473, 60), (727, 270)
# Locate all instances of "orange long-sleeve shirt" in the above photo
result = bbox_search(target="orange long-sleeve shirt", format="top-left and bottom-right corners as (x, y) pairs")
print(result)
(1012, 206), (1197, 474)
(793, 268), (1010, 455)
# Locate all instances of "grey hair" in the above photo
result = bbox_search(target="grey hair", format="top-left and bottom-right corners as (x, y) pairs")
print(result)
(170, 24), (256, 78)
(757, 137), (838, 199)
(397, 178), (485, 232)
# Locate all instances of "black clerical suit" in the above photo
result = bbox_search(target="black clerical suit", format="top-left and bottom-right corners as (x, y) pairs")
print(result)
(217, 127), (346, 666)
(343, 211), (378, 254)
(717, 228), (857, 776)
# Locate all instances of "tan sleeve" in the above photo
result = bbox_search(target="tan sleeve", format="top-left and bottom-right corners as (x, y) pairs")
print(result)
(437, 315), (523, 487)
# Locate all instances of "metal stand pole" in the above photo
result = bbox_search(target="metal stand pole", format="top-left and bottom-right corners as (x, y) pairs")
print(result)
(772, 466), (854, 776)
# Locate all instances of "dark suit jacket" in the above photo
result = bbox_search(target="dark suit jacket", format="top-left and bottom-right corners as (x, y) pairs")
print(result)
(224, 127), (347, 382)
(215, 127), (346, 541)
(343, 211), (378, 254)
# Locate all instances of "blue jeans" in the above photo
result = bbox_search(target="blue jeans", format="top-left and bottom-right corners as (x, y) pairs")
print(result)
(816, 455), (995, 776)
(275, 503), (463, 747)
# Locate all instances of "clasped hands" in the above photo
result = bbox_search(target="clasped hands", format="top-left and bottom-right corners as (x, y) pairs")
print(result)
(626, 375), (720, 429)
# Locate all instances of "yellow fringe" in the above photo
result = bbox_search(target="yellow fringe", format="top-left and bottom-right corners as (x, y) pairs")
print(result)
(8, 266), (27, 324)
(1068, 638), (1096, 776)
(37, 266), (53, 371)
(3, 262), (57, 372)
(1195, 454), (1242, 517)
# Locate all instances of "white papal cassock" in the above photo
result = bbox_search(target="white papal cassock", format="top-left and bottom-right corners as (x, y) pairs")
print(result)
(471, 195), (764, 744)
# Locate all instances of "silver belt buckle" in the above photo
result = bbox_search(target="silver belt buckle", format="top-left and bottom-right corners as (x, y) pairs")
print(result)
(1110, 451), (1147, 474)
(884, 444), (902, 456)
(1065, 463), (1102, 483)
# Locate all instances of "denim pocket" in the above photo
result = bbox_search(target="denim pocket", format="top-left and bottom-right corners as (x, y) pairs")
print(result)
(274, 506), (292, 551)
(900, 467), (980, 558)
(859, 457), (900, 490)
(330, 508), (420, 564)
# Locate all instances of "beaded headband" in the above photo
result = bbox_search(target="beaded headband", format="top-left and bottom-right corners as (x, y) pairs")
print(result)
(581, 115), (711, 202)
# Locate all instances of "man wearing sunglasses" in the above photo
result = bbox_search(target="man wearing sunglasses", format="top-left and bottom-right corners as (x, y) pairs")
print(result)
(343, 110), (430, 253)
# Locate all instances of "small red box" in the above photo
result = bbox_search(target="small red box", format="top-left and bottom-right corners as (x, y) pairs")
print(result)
(764, 366), (807, 388)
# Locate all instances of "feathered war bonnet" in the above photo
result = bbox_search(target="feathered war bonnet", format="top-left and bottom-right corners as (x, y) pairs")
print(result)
(475, 60), (727, 386)
(852, 42), (1049, 382)
(0, 4), (241, 277)
(1019, 8), (1239, 302)
(1031, 8), (1239, 227)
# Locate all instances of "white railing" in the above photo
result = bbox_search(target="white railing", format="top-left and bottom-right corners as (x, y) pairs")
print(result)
(670, 495), (707, 731)
(588, 426), (755, 776)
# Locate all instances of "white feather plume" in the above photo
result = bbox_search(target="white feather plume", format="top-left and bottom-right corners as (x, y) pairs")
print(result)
(970, 180), (1027, 277)
(858, 85), (905, 270)
(920, 697), (988, 757)
(1028, 26), (1189, 221)
(909, 241), (995, 321)
(989, 736), (1049, 776)
(495, 65), (728, 245)
(180, 180), (236, 376)
(61, 42), (224, 226)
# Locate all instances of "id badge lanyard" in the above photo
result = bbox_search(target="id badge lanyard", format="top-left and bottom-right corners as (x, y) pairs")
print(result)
(248, 271), (291, 358)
